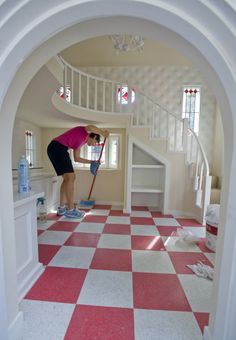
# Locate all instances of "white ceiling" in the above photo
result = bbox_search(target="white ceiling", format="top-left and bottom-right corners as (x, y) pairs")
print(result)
(60, 36), (191, 67)
(17, 36), (191, 128)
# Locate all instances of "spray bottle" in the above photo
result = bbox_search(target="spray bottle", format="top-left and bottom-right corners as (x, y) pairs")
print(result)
(18, 155), (30, 193)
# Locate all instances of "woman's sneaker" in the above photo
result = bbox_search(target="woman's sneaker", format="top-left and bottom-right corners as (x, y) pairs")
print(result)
(65, 209), (85, 219)
(57, 206), (66, 216)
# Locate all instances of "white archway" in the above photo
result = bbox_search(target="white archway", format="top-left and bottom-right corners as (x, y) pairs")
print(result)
(0, 1), (236, 339)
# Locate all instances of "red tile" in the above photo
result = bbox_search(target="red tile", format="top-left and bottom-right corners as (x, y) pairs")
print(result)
(194, 312), (209, 333)
(48, 221), (79, 232)
(64, 305), (134, 340)
(109, 210), (130, 216)
(130, 217), (155, 225)
(168, 252), (213, 274)
(103, 224), (131, 235)
(176, 218), (202, 226)
(47, 213), (61, 220)
(133, 272), (191, 311)
(93, 204), (112, 210)
(197, 238), (215, 253)
(64, 232), (100, 247)
(83, 215), (107, 223)
(90, 249), (132, 271)
(37, 230), (44, 236)
(151, 212), (173, 218)
(38, 244), (60, 265)
(131, 235), (165, 251)
(157, 226), (178, 236)
(25, 267), (87, 303)
(132, 206), (149, 211)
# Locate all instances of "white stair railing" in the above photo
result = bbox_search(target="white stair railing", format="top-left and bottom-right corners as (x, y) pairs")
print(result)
(186, 128), (212, 222)
(58, 56), (185, 152)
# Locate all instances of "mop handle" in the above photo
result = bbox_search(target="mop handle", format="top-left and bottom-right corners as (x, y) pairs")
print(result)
(88, 137), (107, 200)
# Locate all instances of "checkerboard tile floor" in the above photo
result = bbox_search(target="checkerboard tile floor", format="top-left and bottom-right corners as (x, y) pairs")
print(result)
(20, 205), (214, 340)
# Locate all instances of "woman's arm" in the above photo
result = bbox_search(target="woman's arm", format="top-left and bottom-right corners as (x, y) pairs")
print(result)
(73, 148), (91, 164)
(85, 125), (109, 138)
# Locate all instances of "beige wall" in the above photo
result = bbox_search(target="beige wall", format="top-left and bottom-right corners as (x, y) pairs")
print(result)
(41, 127), (126, 205)
(212, 105), (224, 185)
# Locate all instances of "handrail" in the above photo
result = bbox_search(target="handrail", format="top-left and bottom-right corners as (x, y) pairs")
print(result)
(188, 128), (210, 175)
(59, 55), (182, 123)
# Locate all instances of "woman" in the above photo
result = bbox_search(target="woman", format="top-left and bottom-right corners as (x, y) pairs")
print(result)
(47, 125), (109, 218)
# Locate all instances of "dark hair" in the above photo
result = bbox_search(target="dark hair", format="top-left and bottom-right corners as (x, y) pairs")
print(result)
(89, 132), (100, 143)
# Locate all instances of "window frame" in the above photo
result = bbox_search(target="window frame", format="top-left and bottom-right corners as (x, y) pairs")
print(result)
(182, 85), (201, 135)
(25, 129), (35, 168)
(117, 85), (135, 105)
(71, 133), (121, 170)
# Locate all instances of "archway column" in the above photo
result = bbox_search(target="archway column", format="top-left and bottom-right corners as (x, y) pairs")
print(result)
(0, 1), (236, 339)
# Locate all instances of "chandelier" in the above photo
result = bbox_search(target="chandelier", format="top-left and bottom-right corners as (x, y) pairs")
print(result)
(109, 34), (144, 53)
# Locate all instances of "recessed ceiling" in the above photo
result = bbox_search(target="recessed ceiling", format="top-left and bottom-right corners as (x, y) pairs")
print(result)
(60, 35), (192, 67)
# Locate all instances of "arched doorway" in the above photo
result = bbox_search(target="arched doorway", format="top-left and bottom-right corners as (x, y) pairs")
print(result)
(0, 2), (235, 339)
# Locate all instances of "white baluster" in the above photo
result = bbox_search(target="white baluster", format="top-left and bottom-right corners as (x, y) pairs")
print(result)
(79, 73), (81, 106)
(103, 81), (106, 112)
(86, 76), (89, 109)
(71, 70), (74, 104)
(94, 79), (97, 111)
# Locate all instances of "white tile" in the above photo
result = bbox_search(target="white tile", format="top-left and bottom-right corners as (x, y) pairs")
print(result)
(48, 246), (95, 269)
(38, 231), (71, 245)
(162, 236), (201, 252)
(183, 226), (206, 238)
(106, 216), (130, 224)
(132, 250), (175, 273)
(131, 225), (159, 236)
(37, 220), (55, 230)
(154, 218), (181, 226)
(20, 300), (74, 340)
(178, 274), (213, 312)
(78, 269), (133, 308)
(74, 222), (104, 233)
(204, 252), (215, 265)
(134, 309), (202, 340)
(97, 234), (131, 249)
(131, 211), (152, 217)
(88, 209), (110, 216)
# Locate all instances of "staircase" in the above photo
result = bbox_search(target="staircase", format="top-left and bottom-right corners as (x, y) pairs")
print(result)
(47, 56), (211, 224)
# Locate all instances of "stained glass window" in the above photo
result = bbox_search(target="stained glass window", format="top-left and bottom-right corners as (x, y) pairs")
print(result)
(117, 85), (135, 104)
(182, 87), (201, 134)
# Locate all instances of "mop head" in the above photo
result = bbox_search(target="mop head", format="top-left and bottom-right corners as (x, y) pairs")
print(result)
(80, 199), (95, 206)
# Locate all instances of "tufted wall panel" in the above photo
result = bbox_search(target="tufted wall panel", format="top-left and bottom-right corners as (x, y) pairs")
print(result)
(81, 66), (216, 167)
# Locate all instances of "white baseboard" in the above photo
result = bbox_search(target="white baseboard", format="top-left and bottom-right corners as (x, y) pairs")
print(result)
(203, 326), (212, 340)
(8, 310), (23, 340)
(167, 209), (202, 222)
(17, 263), (44, 303)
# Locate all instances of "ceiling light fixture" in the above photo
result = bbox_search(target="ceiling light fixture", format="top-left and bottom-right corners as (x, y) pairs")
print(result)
(109, 34), (144, 53)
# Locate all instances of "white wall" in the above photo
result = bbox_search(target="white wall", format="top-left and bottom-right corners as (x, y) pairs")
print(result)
(0, 2), (236, 340)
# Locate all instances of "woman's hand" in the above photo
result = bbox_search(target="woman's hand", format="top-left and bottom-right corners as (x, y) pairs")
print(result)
(102, 130), (109, 138)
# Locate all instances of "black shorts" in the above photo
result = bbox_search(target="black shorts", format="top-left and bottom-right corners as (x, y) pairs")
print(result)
(47, 140), (74, 176)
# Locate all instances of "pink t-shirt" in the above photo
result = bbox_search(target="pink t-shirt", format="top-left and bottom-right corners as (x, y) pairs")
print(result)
(54, 126), (89, 149)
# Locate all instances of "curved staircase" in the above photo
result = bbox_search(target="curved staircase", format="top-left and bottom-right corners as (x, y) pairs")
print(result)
(46, 56), (212, 224)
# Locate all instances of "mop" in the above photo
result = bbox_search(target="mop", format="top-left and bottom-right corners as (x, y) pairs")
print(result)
(80, 137), (107, 206)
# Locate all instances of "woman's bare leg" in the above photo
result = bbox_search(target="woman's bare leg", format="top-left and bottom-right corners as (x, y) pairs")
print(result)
(60, 173), (76, 210)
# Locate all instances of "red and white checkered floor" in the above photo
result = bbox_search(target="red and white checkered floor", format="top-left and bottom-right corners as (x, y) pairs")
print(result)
(20, 205), (214, 340)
